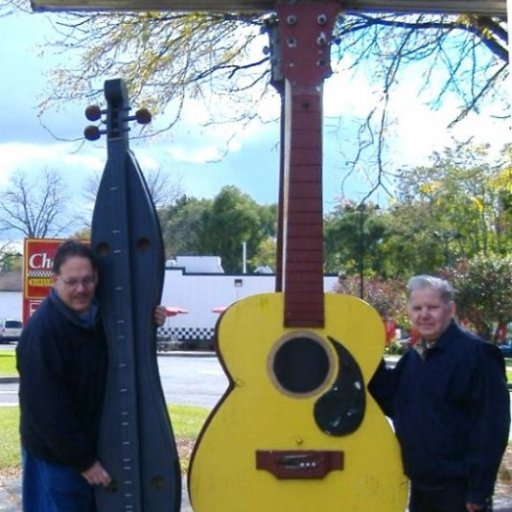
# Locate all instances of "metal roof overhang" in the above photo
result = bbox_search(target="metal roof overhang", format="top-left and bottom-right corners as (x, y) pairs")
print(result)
(30, 0), (507, 17)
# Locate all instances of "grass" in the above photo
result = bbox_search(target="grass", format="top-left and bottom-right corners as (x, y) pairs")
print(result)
(502, 358), (512, 383)
(0, 408), (21, 470)
(0, 405), (210, 474)
(0, 350), (17, 377)
(168, 404), (209, 439)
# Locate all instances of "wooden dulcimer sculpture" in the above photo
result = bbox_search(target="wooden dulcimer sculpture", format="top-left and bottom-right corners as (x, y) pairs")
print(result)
(188, 3), (408, 511)
(88, 78), (181, 512)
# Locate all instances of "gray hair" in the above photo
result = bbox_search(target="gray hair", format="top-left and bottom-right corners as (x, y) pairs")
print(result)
(406, 275), (455, 303)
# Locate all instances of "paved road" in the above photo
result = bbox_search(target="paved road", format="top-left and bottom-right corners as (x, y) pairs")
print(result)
(0, 350), (229, 409)
(158, 351), (228, 409)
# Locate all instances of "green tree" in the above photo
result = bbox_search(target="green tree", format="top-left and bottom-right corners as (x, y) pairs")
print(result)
(325, 141), (512, 280)
(0, 245), (22, 272)
(248, 236), (276, 273)
(324, 201), (389, 277)
(395, 141), (512, 262)
(441, 254), (512, 340)
(159, 195), (213, 258)
(198, 185), (274, 273)
(377, 202), (447, 277)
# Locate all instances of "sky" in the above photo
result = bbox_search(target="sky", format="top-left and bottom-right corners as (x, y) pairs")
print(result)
(0, 8), (510, 243)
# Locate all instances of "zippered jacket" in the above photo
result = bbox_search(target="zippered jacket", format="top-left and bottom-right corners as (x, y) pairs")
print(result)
(17, 293), (108, 472)
(370, 321), (510, 506)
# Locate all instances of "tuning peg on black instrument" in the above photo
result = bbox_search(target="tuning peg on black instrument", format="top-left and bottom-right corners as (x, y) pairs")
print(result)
(84, 125), (105, 141)
(128, 108), (152, 126)
(83, 103), (151, 143)
(85, 105), (105, 122)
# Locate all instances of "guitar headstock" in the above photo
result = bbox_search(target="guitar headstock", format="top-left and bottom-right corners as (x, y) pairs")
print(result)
(276, 2), (340, 88)
(84, 79), (151, 150)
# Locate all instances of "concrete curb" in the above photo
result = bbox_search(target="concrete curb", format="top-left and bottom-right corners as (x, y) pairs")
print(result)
(0, 377), (18, 384)
(157, 350), (216, 358)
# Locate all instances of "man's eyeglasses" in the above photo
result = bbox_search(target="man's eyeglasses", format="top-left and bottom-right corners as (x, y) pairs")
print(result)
(59, 276), (96, 288)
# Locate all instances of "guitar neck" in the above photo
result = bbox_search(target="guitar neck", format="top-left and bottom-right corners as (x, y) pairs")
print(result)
(282, 84), (324, 328)
(275, 1), (340, 328)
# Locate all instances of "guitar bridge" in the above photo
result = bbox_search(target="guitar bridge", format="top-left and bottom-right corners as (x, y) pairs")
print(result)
(256, 450), (344, 479)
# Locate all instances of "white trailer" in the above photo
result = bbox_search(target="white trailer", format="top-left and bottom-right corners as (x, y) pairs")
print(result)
(0, 258), (341, 350)
(158, 263), (339, 349)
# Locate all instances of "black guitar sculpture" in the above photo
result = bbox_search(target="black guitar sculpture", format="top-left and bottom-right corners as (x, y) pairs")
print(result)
(88, 78), (181, 512)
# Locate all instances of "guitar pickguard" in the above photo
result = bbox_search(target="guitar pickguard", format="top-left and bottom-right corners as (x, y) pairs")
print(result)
(313, 336), (366, 436)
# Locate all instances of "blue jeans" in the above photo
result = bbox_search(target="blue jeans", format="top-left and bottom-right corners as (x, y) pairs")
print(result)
(22, 450), (96, 512)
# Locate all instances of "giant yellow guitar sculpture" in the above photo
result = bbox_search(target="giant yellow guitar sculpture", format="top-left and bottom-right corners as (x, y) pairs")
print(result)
(190, 294), (407, 511)
(189, 2), (408, 511)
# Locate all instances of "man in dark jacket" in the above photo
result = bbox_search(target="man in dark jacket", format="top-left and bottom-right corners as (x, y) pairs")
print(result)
(370, 275), (510, 512)
(17, 240), (165, 512)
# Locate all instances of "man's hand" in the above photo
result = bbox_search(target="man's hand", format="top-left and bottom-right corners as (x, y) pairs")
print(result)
(81, 461), (112, 487)
(154, 305), (167, 327)
(155, 305), (189, 325)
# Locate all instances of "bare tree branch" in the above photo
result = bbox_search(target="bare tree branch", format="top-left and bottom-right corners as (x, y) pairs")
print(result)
(0, 1), (508, 201)
(0, 169), (77, 238)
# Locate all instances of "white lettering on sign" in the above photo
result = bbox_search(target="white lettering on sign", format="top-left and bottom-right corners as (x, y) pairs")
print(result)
(28, 253), (54, 270)
(29, 300), (43, 316)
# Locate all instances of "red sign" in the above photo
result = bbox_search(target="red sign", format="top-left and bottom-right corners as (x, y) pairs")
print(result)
(22, 238), (75, 323)
(23, 239), (62, 298)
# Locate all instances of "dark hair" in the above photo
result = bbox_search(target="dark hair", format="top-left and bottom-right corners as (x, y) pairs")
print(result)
(52, 240), (97, 275)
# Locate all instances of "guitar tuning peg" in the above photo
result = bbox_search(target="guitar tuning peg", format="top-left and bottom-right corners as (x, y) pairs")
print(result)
(286, 14), (297, 25)
(85, 105), (104, 122)
(317, 14), (327, 25)
(125, 108), (152, 125)
(317, 32), (327, 46)
(134, 108), (151, 125)
(84, 125), (105, 141)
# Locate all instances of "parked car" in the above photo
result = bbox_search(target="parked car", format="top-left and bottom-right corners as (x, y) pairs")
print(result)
(497, 340), (512, 358)
(0, 319), (23, 343)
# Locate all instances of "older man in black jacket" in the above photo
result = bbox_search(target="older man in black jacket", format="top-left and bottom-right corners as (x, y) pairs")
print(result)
(370, 275), (510, 512)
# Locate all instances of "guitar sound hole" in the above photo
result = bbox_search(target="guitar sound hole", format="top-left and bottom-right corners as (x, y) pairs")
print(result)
(272, 336), (330, 395)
